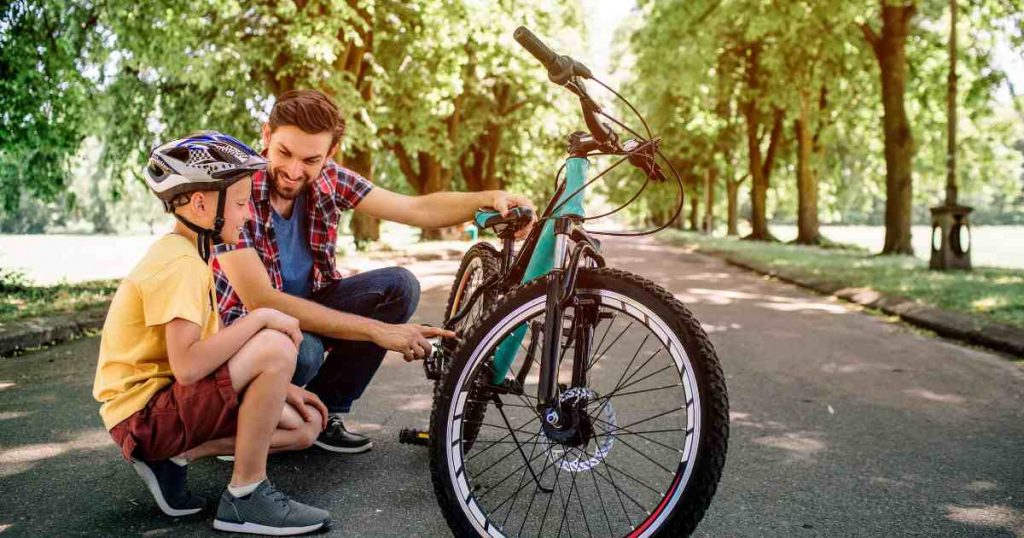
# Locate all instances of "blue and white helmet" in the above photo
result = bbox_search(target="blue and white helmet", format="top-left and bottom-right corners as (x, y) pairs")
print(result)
(145, 131), (267, 207)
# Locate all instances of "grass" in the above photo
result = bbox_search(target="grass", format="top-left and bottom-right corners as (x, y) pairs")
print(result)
(0, 269), (118, 323)
(664, 230), (1024, 329)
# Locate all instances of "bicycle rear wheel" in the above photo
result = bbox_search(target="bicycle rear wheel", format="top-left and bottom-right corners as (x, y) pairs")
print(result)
(435, 242), (500, 452)
(429, 268), (728, 537)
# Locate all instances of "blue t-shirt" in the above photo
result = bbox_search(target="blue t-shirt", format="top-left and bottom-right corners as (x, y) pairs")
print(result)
(271, 192), (314, 298)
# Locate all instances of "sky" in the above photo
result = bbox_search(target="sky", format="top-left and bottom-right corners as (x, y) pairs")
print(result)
(581, 0), (637, 76)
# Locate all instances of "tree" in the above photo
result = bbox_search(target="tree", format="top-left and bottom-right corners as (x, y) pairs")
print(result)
(0, 0), (101, 212)
(859, 1), (918, 254)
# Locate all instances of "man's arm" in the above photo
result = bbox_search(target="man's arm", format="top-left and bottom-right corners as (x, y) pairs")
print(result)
(355, 187), (536, 232)
(216, 248), (454, 360)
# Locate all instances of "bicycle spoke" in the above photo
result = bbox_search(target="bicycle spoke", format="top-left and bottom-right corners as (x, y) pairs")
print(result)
(589, 415), (683, 454)
(577, 444), (666, 498)
(601, 427), (676, 475)
(475, 432), (549, 501)
(600, 381), (681, 400)
(466, 414), (541, 463)
(603, 362), (675, 401)
(590, 453), (638, 527)
(585, 313), (617, 373)
(588, 333), (651, 421)
(603, 406), (685, 437)
(497, 432), (546, 528)
(588, 319), (635, 376)
(587, 452), (616, 537)
(537, 445), (570, 537)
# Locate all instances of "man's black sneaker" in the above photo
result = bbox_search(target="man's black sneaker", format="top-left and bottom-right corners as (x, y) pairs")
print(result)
(131, 459), (206, 517)
(214, 480), (330, 536)
(313, 415), (372, 453)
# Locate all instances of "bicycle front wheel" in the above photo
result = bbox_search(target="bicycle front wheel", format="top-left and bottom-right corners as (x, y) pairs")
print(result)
(429, 268), (729, 537)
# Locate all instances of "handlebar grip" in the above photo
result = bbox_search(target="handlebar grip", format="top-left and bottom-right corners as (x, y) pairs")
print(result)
(514, 26), (558, 69)
(474, 206), (535, 231)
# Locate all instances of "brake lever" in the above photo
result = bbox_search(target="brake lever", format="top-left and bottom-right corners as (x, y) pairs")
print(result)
(623, 138), (666, 182)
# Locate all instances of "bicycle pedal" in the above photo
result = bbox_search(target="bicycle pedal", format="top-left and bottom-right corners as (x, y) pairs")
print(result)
(399, 428), (430, 446)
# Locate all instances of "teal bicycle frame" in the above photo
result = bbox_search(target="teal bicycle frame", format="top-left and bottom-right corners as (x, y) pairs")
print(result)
(474, 157), (591, 384)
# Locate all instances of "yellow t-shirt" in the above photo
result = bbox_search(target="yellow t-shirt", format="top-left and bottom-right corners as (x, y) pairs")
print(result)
(93, 234), (219, 430)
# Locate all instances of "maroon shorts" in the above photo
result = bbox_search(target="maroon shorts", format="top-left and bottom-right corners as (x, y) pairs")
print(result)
(109, 364), (239, 461)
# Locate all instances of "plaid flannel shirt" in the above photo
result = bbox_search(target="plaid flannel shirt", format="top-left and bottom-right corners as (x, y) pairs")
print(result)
(212, 160), (373, 326)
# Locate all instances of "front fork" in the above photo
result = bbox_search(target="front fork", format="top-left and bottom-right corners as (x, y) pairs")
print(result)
(538, 220), (606, 433)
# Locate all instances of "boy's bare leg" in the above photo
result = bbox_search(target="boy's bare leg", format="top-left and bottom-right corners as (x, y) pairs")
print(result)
(181, 403), (322, 461)
(221, 329), (298, 488)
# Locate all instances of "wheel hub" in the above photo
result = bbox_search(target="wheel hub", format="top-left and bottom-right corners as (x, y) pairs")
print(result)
(542, 387), (616, 472)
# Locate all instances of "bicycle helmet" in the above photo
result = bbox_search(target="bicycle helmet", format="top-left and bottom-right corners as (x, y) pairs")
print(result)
(145, 131), (267, 261)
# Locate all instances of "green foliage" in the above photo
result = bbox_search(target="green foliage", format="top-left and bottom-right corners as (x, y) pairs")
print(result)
(615, 0), (1024, 229)
(2, 0), (1021, 234)
(0, 0), (584, 231)
(0, 0), (102, 211)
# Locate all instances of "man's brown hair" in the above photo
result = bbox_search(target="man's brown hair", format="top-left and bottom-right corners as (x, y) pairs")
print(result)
(268, 89), (346, 148)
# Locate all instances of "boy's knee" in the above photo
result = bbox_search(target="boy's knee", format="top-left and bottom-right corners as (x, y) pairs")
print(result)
(252, 329), (298, 375)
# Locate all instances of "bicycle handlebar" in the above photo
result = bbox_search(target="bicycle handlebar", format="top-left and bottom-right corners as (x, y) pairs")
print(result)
(513, 26), (559, 72)
(513, 26), (670, 183)
(513, 26), (592, 85)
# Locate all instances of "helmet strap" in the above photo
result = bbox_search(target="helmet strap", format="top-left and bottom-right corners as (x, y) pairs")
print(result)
(170, 188), (229, 263)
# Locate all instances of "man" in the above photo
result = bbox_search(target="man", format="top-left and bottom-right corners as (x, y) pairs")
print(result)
(214, 89), (535, 453)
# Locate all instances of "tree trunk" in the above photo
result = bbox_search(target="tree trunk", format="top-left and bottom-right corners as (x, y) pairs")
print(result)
(417, 153), (460, 241)
(726, 179), (740, 236)
(861, 3), (916, 255)
(344, 147), (379, 249)
(688, 193), (700, 231)
(703, 167), (716, 234)
(794, 90), (821, 245)
(741, 44), (783, 242)
(743, 106), (783, 241)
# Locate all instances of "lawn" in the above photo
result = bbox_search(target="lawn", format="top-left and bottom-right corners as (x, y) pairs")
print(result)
(0, 269), (118, 323)
(664, 230), (1024, 329)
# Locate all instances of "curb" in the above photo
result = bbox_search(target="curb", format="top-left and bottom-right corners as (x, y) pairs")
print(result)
(0, 248), (468, 359)
(718, 254), (1024, 358)
(0, 306), (108, 357)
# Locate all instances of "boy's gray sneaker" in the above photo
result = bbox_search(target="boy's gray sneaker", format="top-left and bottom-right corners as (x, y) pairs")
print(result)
(213, 480), (330, 536)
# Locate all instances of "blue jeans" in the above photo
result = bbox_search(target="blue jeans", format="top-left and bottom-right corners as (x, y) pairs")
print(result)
(291, 267), (420, 414)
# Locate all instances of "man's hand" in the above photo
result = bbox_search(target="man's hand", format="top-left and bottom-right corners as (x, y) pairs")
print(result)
(256, 308), (303, 349)
(285, 384), (329, 430)
(373, 323), (457, 362)
(485, 190), (537, 240)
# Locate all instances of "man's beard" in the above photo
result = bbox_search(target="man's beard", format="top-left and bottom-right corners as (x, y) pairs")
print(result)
(268, 167), (313, 200)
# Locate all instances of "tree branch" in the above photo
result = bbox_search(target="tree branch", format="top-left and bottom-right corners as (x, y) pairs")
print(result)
(762, 109), (785, 180)
(858, 22), (881, 57)
(392, 142), (420, 190)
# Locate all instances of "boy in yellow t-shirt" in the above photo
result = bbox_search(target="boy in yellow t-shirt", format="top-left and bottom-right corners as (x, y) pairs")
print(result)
(93, 132), (332, 536)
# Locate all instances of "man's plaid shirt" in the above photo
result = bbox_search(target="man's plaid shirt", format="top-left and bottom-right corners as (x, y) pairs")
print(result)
(212, 160), (373, 326)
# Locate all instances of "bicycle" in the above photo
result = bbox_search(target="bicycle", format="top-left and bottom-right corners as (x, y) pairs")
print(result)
(405, 27), (729, 537)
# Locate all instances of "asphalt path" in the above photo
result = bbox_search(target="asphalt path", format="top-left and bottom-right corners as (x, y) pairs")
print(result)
(0, 236), (1021, 537)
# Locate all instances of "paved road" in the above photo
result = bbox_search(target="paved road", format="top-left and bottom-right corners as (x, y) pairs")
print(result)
(0, 236), (1022, 537)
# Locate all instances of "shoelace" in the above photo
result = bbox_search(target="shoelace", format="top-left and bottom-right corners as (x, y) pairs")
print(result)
(326, 416), (344, 433)
(264, 484), (290, 507)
